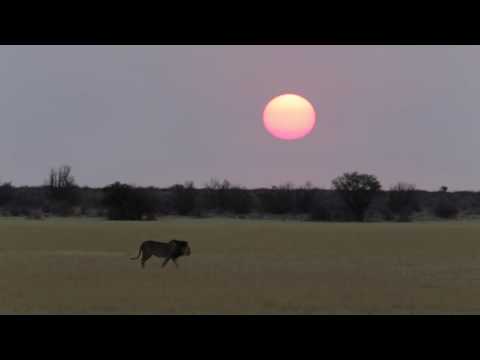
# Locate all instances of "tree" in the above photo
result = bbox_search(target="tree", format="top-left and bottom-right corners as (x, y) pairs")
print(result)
(47, 166), (78, 201)
(332, 172), (382, 222)
(46, 165), (80, 215)
(387, 182), (419, 221)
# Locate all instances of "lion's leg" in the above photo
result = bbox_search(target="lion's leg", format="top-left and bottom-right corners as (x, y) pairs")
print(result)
(161, 257), (170, 268)
(141, 253), (152, 268)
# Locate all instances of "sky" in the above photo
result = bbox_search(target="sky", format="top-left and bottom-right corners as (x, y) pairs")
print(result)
(1, 45), (479, 191)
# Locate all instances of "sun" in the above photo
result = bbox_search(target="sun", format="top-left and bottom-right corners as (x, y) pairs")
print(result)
(263, 93), (316, 140)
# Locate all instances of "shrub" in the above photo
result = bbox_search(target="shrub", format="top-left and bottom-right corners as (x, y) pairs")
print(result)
(171, 182), (196, 215)
(434, 199), (459, 219)
(310, 202), (331, 221)
(226, 187), (252, 214)
(102, 182), (158, 220)
(387, 182), (418, 220)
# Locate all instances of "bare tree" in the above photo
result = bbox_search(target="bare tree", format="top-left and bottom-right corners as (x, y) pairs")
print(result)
(46, 165), (79, 214)
(48, 165), (75, 192)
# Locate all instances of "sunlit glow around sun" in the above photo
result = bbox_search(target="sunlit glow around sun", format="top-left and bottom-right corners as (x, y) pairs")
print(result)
(263, 94), (316, 141)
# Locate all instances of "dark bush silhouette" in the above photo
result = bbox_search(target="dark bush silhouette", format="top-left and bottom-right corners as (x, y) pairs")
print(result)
(433, 186), (458, 219)
(9, 186), (48, 216)
(171, 181), (196, 215)
(310, 202), (331, 221)
(309, 190), (352, 221)
(225, 187), (253, 214)
(434, 198), (459, 219)
(379, 206), (395, 221)
(0, 182), (14, 207)
(387, 182), (419, 221)
(202, 179), (233, 213)
(332, 172), (382, 222)
(78, 187), (104, 216)
(26, 208), (46, 220)
(4, 166), (480, 222)
(257, 183), (296, 215)
(202, 179), (220, 211)
(102, 182), (158, 220)
(295, 182), (316, 213)
(216, 179), (231, 212)
(201, 180), (253, 215)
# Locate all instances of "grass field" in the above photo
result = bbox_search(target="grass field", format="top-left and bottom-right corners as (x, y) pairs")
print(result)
(1, 217), (480, 314)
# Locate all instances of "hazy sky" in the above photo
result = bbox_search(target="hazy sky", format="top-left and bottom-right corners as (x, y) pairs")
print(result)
(1, 45), (479, 190)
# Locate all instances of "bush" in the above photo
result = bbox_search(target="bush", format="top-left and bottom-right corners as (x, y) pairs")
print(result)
(26, 209), (46, 220)
(309, 191), (352, 221)
(8, 186), (48, 216)
(434, 199), (459, 219)
(310, 202), (331, 221)
(46, 200), (78, 216)
(397, 208), (413, 222)
(295, 183), (316, 213)
(171, 182), (196, 215)
(380, 207), (395, 221)
(226, 187), (252, 214)
(387, 182), (419, 221)
(257, 184), (296, 215)
(102, 182), (159, 220)
(0, 182), (14, 206)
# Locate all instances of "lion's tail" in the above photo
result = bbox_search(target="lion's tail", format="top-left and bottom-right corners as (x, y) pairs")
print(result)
(130, 244), (143, 260)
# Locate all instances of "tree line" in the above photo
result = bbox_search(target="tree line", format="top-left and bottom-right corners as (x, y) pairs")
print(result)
(0, 165), (476, 222)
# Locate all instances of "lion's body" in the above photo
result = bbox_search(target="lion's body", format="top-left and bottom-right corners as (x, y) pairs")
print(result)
(130, 239), (191, 268)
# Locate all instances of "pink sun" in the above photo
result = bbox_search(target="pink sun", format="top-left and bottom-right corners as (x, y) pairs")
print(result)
(263, 94), (316, 141)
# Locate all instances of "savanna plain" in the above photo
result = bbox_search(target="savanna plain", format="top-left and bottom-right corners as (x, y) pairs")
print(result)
(1, 217), (480, 314)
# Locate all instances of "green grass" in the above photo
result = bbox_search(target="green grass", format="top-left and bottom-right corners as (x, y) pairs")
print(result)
(2, 217), (480, 314)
